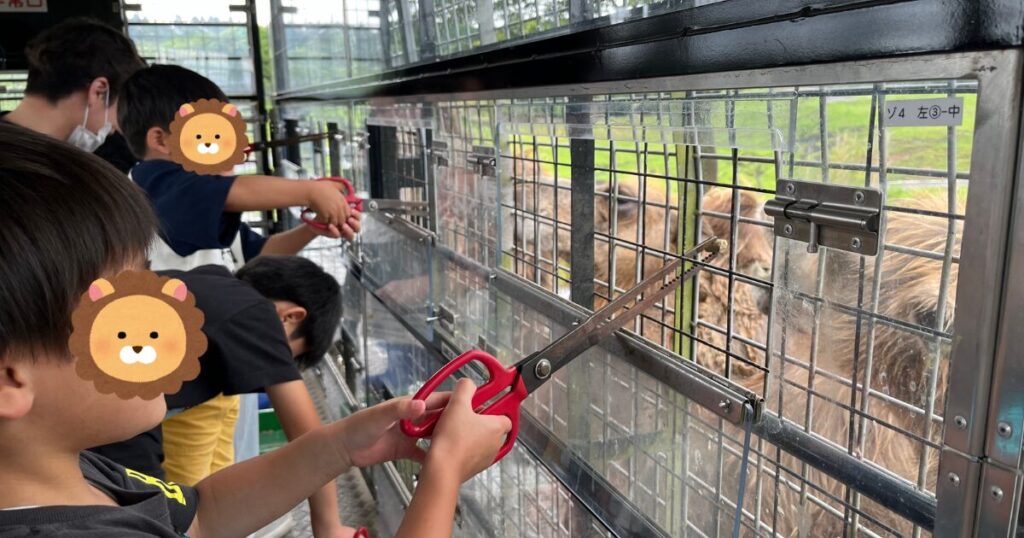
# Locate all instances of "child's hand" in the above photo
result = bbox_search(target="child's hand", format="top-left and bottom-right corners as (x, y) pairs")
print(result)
(334, 392), (449, 468)
(308, 210), (361, 241)
(307, 180), (353, 231)
(426, 378), (513, 483)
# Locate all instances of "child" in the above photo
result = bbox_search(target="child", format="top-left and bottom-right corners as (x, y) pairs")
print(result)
(89, 256), (353, 535)
(116, 64), (360, 271)
(0, 121), (510, 538)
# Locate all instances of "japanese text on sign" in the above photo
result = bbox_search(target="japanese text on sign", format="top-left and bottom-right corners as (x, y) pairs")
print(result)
(884, 97), (964, 127)
(0, 0), (47, 11)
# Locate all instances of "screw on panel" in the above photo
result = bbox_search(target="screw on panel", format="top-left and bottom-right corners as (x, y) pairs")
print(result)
(991, 486), (1004, 503)
(854, 191), (865, 204)
(954, 415), (968, 429)
(783, 224), (794, 236)
(997, 422), (1013, 438)
(785, 183), (795, 194)
(718, 399), (731, 411)
(947, 473), (960, 488)
(851, 237), (862, 250)
(534, 359), (552, 380)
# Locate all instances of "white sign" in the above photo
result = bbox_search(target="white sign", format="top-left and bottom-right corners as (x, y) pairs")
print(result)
(884, 97), (964, 127)
(0, 0), (47, 12)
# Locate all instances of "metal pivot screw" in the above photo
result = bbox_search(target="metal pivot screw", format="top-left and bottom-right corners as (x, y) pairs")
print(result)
(534, 359), (552, 380)
(991, 486), (1004, 503)
(783, 224), (794, 236)
(851, 237), (862, 250)
(854, 191), (865, 204)
(368, 200), (379, 211)
(954, 415), (968, 429)
(998, 422), (1013, 438)
(718, 399), (731, 411)
(947, 473), (960, 488)
(785, 183), (796, 194)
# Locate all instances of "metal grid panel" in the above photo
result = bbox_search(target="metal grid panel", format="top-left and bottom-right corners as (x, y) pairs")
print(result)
(276, 0), (385, 90)
(486, 79), (975, 536)
(434, 101), (501, 266)
(368, 104), (434, 231)
(359, 252), (615, 537)
(279, 102), (372, 192)
(499, 98), (574, 298)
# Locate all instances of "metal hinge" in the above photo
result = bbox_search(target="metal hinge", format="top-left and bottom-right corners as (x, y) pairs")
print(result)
(467, 146), (497, 176)
(764, 179), (882, 255)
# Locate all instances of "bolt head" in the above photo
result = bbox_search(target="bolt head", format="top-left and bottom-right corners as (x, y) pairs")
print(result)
(954, 415), (968, 429)
(783, 224), (794, 236)
(851, 237), (862, 250)
(991, 486), (1004, 502)
(998, 422), (1013, 438)
(947, 473), (960, 488)
(854, 191), (865, 204)
(534, 359), (552, 379)
(785, 183), (795, 194)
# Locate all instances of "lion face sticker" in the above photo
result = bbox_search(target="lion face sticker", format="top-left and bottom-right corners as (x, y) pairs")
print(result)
(69, 271), (207, 400)
(168, 98), (249, 175)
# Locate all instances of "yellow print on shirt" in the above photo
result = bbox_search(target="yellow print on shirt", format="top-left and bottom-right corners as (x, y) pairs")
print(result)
(125, 468), (187, 506)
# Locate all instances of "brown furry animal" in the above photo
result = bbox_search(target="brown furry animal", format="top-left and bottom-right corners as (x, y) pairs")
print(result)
(730, 195), (961, 537)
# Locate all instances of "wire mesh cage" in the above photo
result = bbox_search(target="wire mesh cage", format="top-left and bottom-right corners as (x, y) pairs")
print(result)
(289, 46), (1016, 536)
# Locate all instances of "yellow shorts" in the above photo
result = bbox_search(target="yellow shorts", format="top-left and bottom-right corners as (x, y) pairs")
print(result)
(161, 393), (240, 486)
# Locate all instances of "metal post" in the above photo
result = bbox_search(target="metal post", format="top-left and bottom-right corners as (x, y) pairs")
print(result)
(269, 0), (290, 92)
(477, 0), (497, 45)
(328, 121), (342, 177)
(568, 99), (595, 310)
(244, 0), (272, 175)
(417, 0), (438, 61)
(395, 0), (418, 64)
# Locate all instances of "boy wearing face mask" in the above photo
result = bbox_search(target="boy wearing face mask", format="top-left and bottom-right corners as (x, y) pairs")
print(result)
(2, 18), (145, 167)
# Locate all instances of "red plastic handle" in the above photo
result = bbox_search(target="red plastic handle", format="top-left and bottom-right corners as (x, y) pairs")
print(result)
(400, 349), (526, 462)
(301, 176), (363, 230)
(354, 527), (370, 538)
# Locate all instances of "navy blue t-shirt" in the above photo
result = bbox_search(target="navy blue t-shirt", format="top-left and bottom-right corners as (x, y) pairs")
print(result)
(131, 159), (267, 261)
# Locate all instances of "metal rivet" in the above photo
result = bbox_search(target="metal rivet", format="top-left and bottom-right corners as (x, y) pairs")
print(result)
(947, 473), (960, 488)
(854, 191), (865, 204)
(998, 422), (1013, 438)
(851, 237), (862, 250)
(783, 224), (794, 236)
(534, 359), (552, 380)
(954, 415), (968, 429)
(785, 183), (795, 194)
(718, 399), (731, 410)
(991, 486), (1004, 503)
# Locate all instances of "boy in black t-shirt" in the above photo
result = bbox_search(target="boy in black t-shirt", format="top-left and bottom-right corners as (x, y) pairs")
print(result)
(90, 257), (352, 535)
(0, 117), (509, 537)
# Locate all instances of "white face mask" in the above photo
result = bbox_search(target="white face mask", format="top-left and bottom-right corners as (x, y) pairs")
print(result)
(66, 90), (112, 152)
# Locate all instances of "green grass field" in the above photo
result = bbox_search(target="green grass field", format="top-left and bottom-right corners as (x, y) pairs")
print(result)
(506, 93), (976, 206)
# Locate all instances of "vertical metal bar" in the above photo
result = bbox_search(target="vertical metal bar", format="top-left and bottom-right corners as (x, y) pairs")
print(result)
(269, 0), (290, 92)
(380, 0), (394, 69)
(568, 100), (595, 309)
(328, 121), (342, 177)
(244, 0), (272, 175)
(418, 0), (438, 60)
(368, 124), (388, 200)
(569, 0), (592, 24)
(396, 0), (419, 64)
(478, 0), (497, 45)
(936, 51), (1023, 538)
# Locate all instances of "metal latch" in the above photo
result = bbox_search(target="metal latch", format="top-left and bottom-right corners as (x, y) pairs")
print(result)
(764, 180), (882, 255)
(467, 146), (497, 176)
(434, 304), (457, 334)
(430, 140), (449, 167)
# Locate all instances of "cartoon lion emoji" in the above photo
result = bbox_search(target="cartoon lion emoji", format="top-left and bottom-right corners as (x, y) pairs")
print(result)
(168, 98), (249, 175)
(69, 271), (207, 400)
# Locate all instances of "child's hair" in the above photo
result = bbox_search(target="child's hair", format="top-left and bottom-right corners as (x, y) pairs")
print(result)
(117, 64), (230, 159)
(25, 18), (145, 102)
(235, 256), (343, 370)
(0, 122), (157, 361)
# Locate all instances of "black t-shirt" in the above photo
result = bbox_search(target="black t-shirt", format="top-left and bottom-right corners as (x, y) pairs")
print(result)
(89, 265), (301, 476)
(0, 451), (197, 537)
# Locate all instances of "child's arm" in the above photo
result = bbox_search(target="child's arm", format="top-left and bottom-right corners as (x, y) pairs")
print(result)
(395, 379), (512, 538)
(225, 175), (353, 231)
(266, 380), (353, 538)
(187, 396), (429, 538)
(258, 223), (324, 255)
